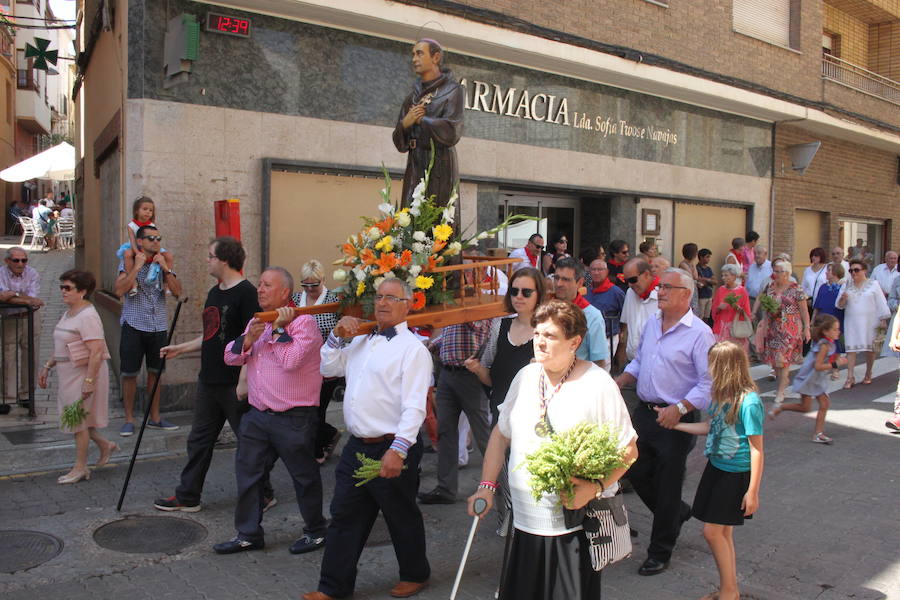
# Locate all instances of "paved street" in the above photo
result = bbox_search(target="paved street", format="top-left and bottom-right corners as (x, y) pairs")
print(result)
(0, 241), (898, 600)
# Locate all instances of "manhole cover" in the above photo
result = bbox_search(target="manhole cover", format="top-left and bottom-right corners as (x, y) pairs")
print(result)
(93, 516), (207, 554)
(365, 516), (391, 548)
(0, 530), (64, 573)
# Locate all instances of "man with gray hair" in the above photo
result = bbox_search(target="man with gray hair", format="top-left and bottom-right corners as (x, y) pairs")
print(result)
(306, 278), (432, 600)
(615, 267), (714, 576)
(0, 246), (43, 403)
(213, 266), (327, 556)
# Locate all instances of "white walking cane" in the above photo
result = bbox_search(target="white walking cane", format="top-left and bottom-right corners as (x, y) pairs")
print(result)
(450, 497), (488, 600)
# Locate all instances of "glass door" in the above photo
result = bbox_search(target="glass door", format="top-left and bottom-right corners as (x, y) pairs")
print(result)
(498, 192), (580, 257)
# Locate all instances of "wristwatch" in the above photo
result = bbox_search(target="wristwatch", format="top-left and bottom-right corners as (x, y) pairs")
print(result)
(675, 401), (689, 416)
(165, 270), (176, 277)
(594, 479), (606, 499)
(273, 326), (285, 336)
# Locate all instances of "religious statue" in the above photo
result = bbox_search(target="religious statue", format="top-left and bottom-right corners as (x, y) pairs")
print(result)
(393, 39), (464, 211)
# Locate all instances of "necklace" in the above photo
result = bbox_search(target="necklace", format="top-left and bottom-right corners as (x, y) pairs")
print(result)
(535, 358), (577, 437)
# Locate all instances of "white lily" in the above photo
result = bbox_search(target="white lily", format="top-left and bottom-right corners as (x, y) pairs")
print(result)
(378, 202), (393, 216)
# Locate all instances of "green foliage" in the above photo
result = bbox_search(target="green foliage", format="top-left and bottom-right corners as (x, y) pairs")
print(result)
(352, 452), (408, 487)
(60, 397), (89, 430)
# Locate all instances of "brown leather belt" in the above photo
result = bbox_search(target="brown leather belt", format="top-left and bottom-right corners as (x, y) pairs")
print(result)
(358, 434), (395, 444)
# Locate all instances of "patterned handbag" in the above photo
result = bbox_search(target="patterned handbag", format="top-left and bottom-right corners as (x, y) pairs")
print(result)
(582, 493), (633, 571)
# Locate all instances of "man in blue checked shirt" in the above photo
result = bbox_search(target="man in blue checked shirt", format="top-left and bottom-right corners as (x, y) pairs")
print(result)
(113, 225), (182, 435)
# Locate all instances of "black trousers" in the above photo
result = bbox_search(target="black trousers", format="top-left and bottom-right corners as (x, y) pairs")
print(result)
(626, 403), (698, 562)
(234, 406), (326, 543)
(318, 436), (429, 598)
(314, 378), (341, 458)
(435, 368), (492, 496)
(175, 381), (272, 505)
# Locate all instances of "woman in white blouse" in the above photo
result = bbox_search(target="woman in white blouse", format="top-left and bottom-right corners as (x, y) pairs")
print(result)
(468, 300), (637, 599)
(837, 259), (891, 387)
(801, 247), (829, 306)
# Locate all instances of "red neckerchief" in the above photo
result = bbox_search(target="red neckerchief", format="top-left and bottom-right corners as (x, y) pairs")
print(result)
(132, 218), (153, 228)
(608, 259), (625, 267)
(639, 277), (659, 300)
(573, 294), (590, 309)
(524, 246), (538, 267)
(730, 249), (742, 264)
(592, 278), (614, 294)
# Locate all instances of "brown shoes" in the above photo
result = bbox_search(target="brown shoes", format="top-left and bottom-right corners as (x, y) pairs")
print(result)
(301, 592), (336, 600)
(389, 581), (429, 598)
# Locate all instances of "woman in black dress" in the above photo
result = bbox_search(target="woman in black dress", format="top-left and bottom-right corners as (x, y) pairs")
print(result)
(543, 233), (571, 276)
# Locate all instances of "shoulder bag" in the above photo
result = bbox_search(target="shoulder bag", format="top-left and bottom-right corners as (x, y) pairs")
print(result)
(730, 314), (754, 339)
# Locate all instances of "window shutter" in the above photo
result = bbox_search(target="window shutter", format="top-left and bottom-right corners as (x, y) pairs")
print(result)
(733, 0), (791, 48)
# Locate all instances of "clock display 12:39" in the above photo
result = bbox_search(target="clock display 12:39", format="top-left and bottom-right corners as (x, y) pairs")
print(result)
(206, 12), (251, 38)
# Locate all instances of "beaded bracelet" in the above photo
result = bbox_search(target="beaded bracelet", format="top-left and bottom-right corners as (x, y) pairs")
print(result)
(478, 480), (497, 492)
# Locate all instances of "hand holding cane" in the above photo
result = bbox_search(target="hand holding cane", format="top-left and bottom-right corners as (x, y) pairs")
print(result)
(450, 496), (489, 600)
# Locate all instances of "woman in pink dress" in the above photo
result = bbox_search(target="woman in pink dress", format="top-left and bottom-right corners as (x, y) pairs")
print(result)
(711, 264), (753, 354)
(38, 269), (116, 484)
(753, 261), (810, 405)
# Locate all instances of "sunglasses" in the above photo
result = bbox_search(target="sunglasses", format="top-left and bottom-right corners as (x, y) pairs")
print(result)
(8, 258), (27, 264)
(300, 282), (321, 288)
(59, 284), (75, 291)
(849, 268), (863, 273)
(141, 235), (163, 242)
(509, 286), (536, 298)
(624, 275), (640, 284)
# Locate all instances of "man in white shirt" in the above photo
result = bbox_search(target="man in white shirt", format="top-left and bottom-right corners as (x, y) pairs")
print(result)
(745, 246), (773, 305)
(508, 233), (543, 272)
(614, 258), (659, 370)
(305, 279), (432, 600)
(872, 251), (898, 297)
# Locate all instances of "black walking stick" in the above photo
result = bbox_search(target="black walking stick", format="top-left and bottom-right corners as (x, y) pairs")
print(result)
(116, 297), (187, 511)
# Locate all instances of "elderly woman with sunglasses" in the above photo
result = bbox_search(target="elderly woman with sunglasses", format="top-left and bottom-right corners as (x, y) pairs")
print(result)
(837, 259), (891, 388)
(291, 259), (342, 462)
(39, 270), (116, 484)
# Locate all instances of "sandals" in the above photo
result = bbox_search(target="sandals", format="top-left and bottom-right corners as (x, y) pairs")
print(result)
(812, 432), (833, 444)
(843, 377), (855, 389)
(861, 375), (873, 385)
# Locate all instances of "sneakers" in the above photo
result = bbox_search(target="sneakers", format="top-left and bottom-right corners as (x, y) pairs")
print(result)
(119, 422), (135, 437)
(153, 495), (201, 513)
(289, 534), (325, 554)
(885, 415), (900, 432)
(213, 537), (264, 554)
(812, 432), (833, 444)
(148, 419), (179, 431)
(263, 496), (277, 512)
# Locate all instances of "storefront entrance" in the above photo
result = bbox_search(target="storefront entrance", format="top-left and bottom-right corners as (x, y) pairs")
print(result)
(497, 192), (580, 256)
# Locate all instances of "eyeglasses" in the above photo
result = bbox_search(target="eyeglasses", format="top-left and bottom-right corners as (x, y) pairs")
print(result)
(141, 235), (162, 242)
(374, 294), (408, 303)
(59, 284), (75, 291)
(8, 258), (27, 264)
(848, 268), (863, 273)
(624, 275), (640, 285)
(509, 286), (536, 298)
(658, 283), (689, 291)
(300, 282), (321, 289)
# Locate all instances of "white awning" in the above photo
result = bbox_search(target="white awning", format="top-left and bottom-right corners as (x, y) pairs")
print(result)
(0, 142), (75, 182)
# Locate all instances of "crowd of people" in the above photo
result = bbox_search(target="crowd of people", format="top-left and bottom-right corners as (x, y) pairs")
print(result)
(11, 209), (900, 600)
(7, 190), (75, 250)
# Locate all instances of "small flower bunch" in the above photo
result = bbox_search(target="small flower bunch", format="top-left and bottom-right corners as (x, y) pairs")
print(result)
(759, 294), (781, 316)
(333, 147), (534, 315)
(724, 292), (740, 308)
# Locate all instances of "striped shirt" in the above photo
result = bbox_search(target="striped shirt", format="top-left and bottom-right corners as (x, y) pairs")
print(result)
(224, 313), (323, 412)
(119, 260), (167, 332)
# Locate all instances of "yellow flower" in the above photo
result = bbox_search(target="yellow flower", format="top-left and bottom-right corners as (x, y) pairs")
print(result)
(375, 235), (394, 253)
(356, 281), (366, 296)
(432, 223), (453, 241)
(415, 275), (435, 290)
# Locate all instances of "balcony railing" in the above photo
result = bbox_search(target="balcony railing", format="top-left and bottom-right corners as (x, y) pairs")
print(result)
(16, 69), (40, 95)
(822, 54), (900, 105)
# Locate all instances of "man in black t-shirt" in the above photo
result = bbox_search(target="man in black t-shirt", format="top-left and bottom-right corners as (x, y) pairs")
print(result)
(153, 237), (274, 512)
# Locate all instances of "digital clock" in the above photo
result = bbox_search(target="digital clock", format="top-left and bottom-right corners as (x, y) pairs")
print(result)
(206, 12), (251, 38)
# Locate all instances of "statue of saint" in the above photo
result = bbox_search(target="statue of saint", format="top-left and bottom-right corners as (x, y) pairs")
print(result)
(393, 39), (464, 210)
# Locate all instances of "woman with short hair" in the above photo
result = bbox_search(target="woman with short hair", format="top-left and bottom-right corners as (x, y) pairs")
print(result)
(468, 299), (637, 599)
(837, 260), (891, 387)
(39, 269), (115, 484)
(711, 264), (752, 354)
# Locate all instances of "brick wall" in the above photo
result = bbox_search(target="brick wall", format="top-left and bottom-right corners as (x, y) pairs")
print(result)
(869, 21), (900, 80)
(824, 4), (870, 68)
(772, 125), (900, 257)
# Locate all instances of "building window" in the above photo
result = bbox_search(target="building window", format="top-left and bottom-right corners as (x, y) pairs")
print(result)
(838, 220), (884, 270)
(733, 0), (797, 49)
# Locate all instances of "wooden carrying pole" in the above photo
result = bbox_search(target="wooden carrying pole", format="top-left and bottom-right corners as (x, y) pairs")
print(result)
(253, 256), (521, 336)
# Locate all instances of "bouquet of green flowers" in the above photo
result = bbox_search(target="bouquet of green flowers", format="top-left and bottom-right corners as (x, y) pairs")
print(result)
(518, 422), (632, 503)
(759, 294), (781, 316)
(60, 396), (89, 429)
(724, 292), (740, 308)
(351, 452), (407, 487)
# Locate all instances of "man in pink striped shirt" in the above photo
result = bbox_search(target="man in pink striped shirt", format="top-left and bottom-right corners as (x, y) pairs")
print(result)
(213, 267), (327, 556)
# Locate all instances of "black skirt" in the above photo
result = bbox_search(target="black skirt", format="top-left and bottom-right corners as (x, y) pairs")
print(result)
(499, 528), (602, 600)
(691, 461), (753, 526)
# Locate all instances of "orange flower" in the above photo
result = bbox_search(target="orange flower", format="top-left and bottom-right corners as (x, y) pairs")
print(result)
(432, 239), (447, 253)
(375, 216), (394, 233)
(360, 248), (376, 265)
(426, 255), (439, 271)
(411, 291), (426, 310)
(372, 252), (398, 275)
(398, 249), (412, 267)
(342, 242), (358, 258)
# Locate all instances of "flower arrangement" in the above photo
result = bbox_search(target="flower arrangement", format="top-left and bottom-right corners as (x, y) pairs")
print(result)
(759, 294), (781, 316)
(333, 148), (533, 315)
(724, 292), (740, 309)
